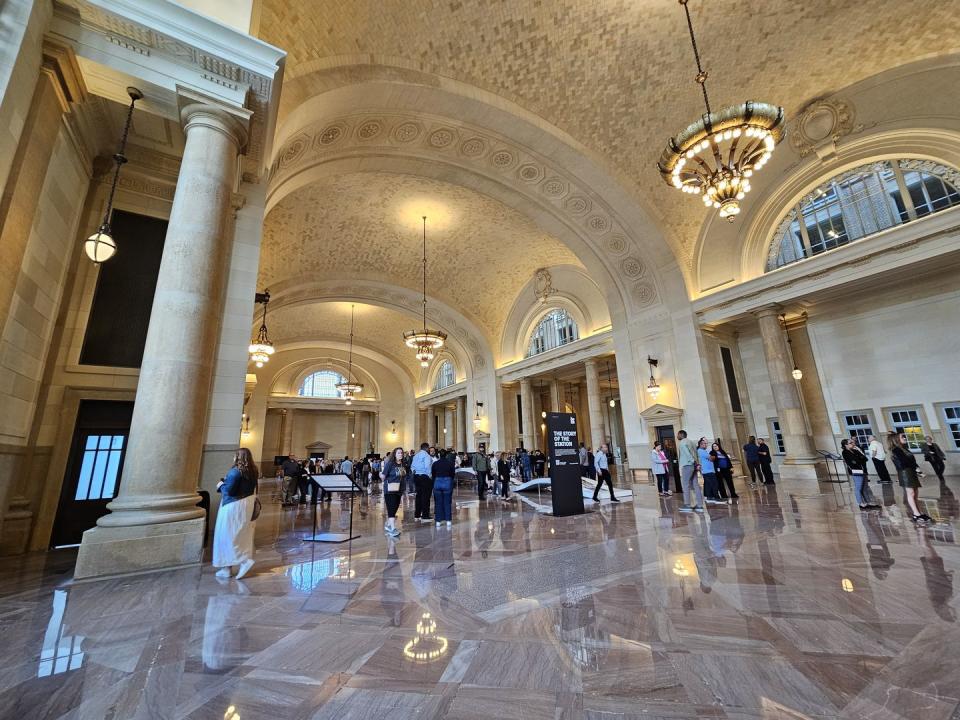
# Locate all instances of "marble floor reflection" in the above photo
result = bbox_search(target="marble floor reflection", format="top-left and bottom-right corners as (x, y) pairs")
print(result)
(1, 475), (958, 719)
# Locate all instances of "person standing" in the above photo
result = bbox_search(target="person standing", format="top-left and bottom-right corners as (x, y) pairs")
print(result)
(866, 435), (892, 483)
(579, 442), (589, 478)
(922, 436), (947, 482)
(713, 441), (737, 499)
(521, 448), (533, 482)
(472, 443), (491, 500)
(652, 441), (670, 497)
(213, 448), (259, 580)
(382, 447), (406, 537)
(410, 442), (434, 522)
(677, 430), (704, 513)
(432, 448), (456, 528)
(757, 438), (775, 485)
(280, 453), (301, 505)
(890, 433), (931, 523)
(592, 443), (619, 502)
(497, 452), (511, 498)
(698, 438), (722, 504)
(842, 439), (880, 510)
(743, 436), (761, 487)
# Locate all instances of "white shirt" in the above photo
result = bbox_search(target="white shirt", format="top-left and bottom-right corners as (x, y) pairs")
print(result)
(867, 439), (885, 462)
(595, 452), (609, 472)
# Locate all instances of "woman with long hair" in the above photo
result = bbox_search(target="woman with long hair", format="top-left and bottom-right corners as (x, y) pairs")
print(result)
(889, 433), (931, 523)
(712, 440), (737, 500)
(651, 441), (670, 497)
(213, 448), (260, 579)
(382, 446), (405, 537)
(842, 439), (879, 511)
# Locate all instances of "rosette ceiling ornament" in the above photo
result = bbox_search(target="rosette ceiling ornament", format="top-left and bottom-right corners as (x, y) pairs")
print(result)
(403, 217), (447, 367)
(336, 304), (364, 404)
(658, 0), (786, 221)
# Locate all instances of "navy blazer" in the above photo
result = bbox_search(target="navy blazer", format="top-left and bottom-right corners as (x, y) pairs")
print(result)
(219, 467), (258, 506)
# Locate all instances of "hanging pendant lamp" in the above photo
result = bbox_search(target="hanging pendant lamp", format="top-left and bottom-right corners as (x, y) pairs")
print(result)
(85, 87), (143, 262)
(248, 290), (275, 367)
(658, 0), (785, 221)
(336, 304), (364, 404)
(403, 217), (447, 366)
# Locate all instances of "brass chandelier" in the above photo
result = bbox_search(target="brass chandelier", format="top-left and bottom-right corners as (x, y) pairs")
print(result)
(658, 0), (785, 221)
(248, 290), (274, 368)
(336, 304), (364, 404)
(403, 216), (446, 367)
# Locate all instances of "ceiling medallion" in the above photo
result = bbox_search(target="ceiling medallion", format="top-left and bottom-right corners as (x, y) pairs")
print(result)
(533, 267), (557, 304)
(336, 304), (364, 404)
(657, 0), (785, 221)
(403, 217), (447, 367)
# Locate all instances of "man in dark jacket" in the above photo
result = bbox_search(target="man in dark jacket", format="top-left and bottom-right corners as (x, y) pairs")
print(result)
(280, 454), (301, 504)
(757, 438), (775, 485)
(743, 437), (761, 486)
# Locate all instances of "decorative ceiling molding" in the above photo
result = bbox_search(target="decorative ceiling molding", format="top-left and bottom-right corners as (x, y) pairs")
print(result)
(266, 112), (660, 313)
(788, 97), (862, 160)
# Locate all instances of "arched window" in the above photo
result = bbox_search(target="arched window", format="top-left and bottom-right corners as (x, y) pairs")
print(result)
(767, 159), (960, 271)
(433, 360), (455, 391)
(298, 370), (347, 398)
(527, 308), (579, 357)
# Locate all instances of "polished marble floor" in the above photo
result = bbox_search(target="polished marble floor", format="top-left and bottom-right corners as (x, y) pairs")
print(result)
(1, 474), (958, 719)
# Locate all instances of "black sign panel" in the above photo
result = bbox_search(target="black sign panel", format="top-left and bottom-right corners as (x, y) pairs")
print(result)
(546, 412), (585, 517)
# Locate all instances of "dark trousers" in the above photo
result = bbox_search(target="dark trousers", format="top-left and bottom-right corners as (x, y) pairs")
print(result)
(746, 461), (761, 484)
(477, 470), (489, 499)
(499, 471), (510, 497)
(414, 474), (433, 519)
(760, 462), (775, 484)
(703, 472), (720, 499)
(384, 492), (401, 519)
(928, 456), (946, 481)
(297, 475), (310, 503)
(656, 473), (670, 493)
(593, 469), (616, 500)
(873, 458), (892, 483)
(717, 467), (736, 497)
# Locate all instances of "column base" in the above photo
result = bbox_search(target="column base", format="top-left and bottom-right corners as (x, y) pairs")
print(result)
(74, 517), (205, 580)
(776, 458), (828, 493)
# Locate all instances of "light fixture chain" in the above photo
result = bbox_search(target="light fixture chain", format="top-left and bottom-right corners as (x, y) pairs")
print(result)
(103, 92), (138, 227)
(422, 216), (428, 332)
(680, 0), (712, 117)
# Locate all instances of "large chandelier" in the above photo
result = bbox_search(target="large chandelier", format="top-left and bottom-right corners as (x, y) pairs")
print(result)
(248, 290), (274, 368)
(403, 216), (446, 367)
(658, 0), (785, 221)
(336, 304), (364, 404)
(85, 87), (142, 263)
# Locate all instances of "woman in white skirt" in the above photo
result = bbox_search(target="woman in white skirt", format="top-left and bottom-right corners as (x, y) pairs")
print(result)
(213, 448), (259, 579)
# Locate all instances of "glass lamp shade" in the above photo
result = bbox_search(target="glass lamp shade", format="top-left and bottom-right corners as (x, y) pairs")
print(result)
(609, 398), (617, 408)
(792, 367), (803, 380)
(646, 380), (661, 399)
(248, 341), (274, 368)
(85, 226), (117, 263)
(473, 416), (482, 429)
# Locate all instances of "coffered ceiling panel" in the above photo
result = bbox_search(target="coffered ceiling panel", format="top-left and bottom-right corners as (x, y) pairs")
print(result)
(260, 172), (582, 341)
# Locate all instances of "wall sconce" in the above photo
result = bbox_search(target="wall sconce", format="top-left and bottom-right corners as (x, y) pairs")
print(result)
(779, 314), (803, 380)
(473, 401), (483, 429)
(645, 356), (661, 399)
(241, 413), (251, 437)
(390, 420), (398, 439)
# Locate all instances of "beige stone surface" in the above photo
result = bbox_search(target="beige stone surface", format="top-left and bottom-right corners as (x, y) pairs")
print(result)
(73, 517), (205, 579)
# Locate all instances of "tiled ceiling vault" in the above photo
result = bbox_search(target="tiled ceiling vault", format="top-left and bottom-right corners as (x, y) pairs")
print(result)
(260, 172), (581, 343)
(257, 0), (960, 259)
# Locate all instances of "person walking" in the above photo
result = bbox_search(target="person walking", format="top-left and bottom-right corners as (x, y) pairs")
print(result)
(213, 448), (259, 580)
(410, 442), (434, 522)
(592, 443), (619, 502)
(652, 441), (671, 496)
(922, 436), (947, 482)
(842, 439), (880, 510)
(698, 438), (723, 504)
(890, 433), (931, 523)
(472, 443), (491, 500)
(743, 436), (761, 487)
(678, 430), (704, 513)
(713, 441), (738, 499)
(280, 453), (301, 505)
(757, 438), (775, 485)
(866, 435), (892, 483)
(382, 447), (406, 537)
(521, 448), (533, 482)
(432, 448), (456, 528)
(497, 452), (511, 498)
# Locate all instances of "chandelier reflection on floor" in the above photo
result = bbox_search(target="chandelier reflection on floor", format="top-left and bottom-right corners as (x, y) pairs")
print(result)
(403, 611), (449, 663)
(658, 0), (785, 221)
(403, 217), (446, 367)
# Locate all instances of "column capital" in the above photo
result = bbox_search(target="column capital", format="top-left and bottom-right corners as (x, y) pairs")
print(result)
(178, 87), (251, 151)
(752, 303), (784, 320)
(41, 37), (88, 111)
(584, 357), (598, 369)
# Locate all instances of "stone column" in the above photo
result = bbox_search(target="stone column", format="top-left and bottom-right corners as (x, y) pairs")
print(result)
(418, 407), (427, 443)
(550, 379), (561, 413)
(584, 359), (606, 450)
(456, 396), (467, 450)
(427, 406), (437, 446)
(755, 306), (824, 482)
(347, 412), (357, 459)
(443, 405), (454, 448)
(281, 408), (295, 456)
(75, 100), (249, 579)
(520, 378), (535, 451)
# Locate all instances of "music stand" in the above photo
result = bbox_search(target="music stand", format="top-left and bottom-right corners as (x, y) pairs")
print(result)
(305, 473), (362, 543)
(818, 450), (846, 484)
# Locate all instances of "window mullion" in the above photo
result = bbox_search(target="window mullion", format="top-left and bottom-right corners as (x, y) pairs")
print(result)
(796, 204), (812, 257)
(891, 162), (917, 220)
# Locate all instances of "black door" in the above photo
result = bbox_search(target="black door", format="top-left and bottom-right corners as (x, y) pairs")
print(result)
(655, 424), (682, 493)
(51, 400), (134, 548)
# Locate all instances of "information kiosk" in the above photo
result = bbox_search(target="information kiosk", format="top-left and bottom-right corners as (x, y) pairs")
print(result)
(305, 473), (362, 543)
(546, 412), (585, 516)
